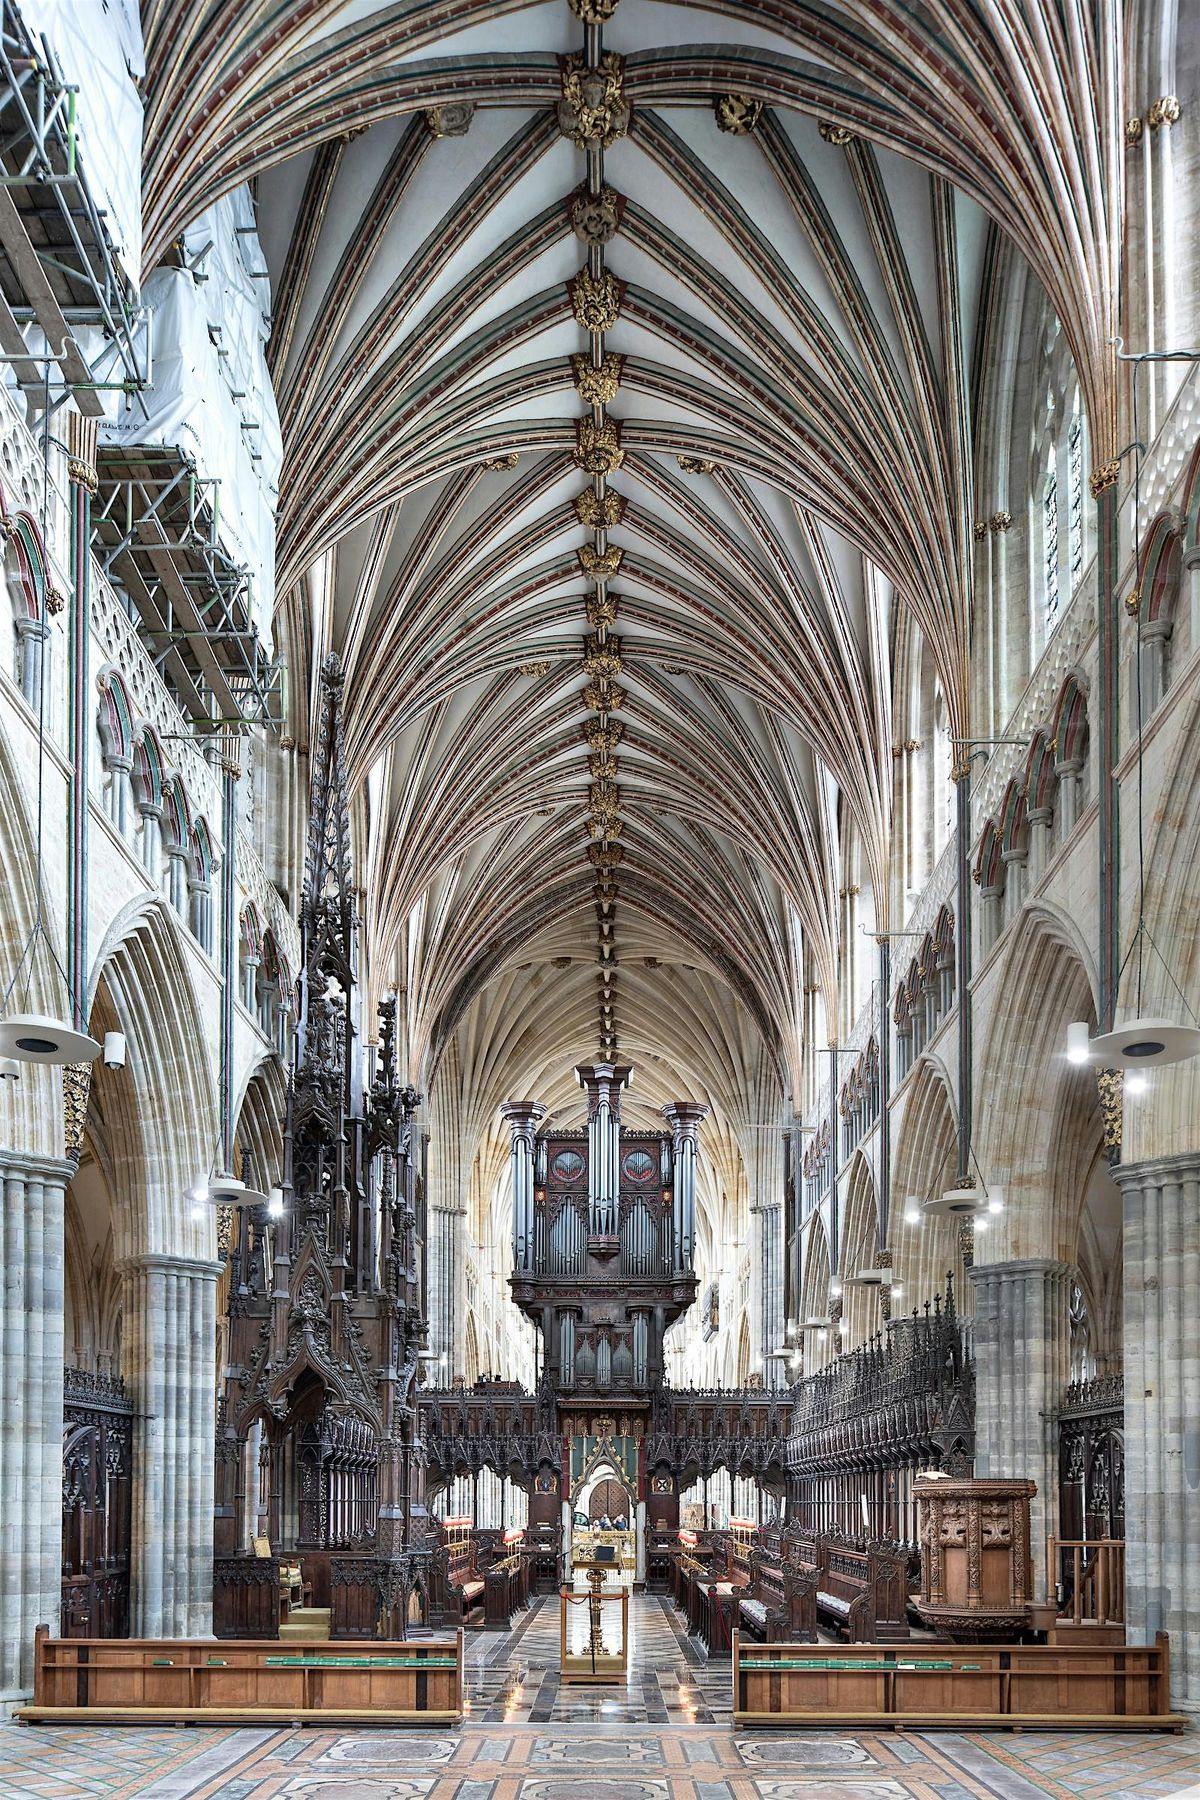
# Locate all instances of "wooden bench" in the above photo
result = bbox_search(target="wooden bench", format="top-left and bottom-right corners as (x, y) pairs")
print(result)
(429, 1518), (485, 1628)
(697, 1580), (744, 1656)
(816, 1541), (909, 1642)
(732, 1631), (1186, 1730)
(737, 1547), (818, 1644)
(18, 1625), (465, 1726)
(483, 1551), (529, 1629)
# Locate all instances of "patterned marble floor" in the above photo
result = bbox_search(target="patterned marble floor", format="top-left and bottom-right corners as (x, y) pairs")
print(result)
(2, 1597), (1198, 1800)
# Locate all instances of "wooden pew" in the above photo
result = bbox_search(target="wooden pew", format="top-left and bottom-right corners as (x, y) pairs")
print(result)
(19, 1625), (465, 1726)
(737, 1545), (819, 1644)
(428, 1517), (485, 1629)
(816, 1539), (909, 1643)
(670, 1531), (713, 1612)
(688, 1526), (755, 1658)
(482, 1529), (530, 1629)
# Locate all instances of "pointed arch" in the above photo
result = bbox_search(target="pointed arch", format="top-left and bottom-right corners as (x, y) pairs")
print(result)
(889, 1055), (961, 1308)
(974, 905), (1099, 1261)
(87, 898), (219, 1259)
(840, 1151), (881, 1352)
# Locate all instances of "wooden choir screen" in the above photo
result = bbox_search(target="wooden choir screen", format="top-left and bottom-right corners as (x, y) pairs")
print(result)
(60, 1367), (133, 1639)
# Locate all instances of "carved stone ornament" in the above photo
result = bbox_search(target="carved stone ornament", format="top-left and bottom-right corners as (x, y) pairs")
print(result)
(425, 102), (475, 139)
(677, 454), (716, 475)
(714, 93), (763, 135)
(589, 751), (618, 780)
(517, 660), (552, 677)
(588, 841), (624, 867)
(67, 455), (99, 495)
(579, 543), (623, 579)
(583, 634), (622, 680)
(575, 486), (625, 529)
(572, 351), (624, 404)
(574, 416), (625, 474)
(584, 718), (624, 752)
(558, 54), (630, 149)
(1089, 458), (1121, 497)
(1096, 1067), (1123, 1165)
(568, 0), (620, 19)
(1125, 115), (1145, 146)
(62, 1061), (92, 1162)
(481, 451), (519, 471)
(989, 511), (1012, 533)
(569, 268), (623, 333)
(587, 591), (620, 628)
(958, 1218), (975, 1268)
(819, 120), (855, 145)
(972, 520), (988, 541)
(583, 677), (625, 712)
(570, 182), (622, 245)
(1147, 95), (1181, 128)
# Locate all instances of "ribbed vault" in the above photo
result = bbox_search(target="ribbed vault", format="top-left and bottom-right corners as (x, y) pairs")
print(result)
(134, 0), (1116, 1247)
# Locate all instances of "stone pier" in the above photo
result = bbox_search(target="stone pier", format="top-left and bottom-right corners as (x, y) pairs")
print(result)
(1116, 1152), (1200, 1711)
(120, 1253), (223, 1637)
(0, 1151), (71, 1710)
(969, 1257), (1072, 1597)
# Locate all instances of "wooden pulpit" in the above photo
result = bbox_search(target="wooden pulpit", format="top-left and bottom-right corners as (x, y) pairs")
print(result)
(913, 1475), (1035, 1640)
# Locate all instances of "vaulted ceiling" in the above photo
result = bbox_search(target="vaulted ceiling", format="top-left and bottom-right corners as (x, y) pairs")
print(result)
(139, 0), (1123, 1133)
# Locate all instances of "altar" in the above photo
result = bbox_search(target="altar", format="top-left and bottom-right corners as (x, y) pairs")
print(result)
(570, 1527), (636, 1587)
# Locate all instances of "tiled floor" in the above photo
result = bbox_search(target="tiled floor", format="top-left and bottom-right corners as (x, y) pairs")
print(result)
(2, 1597), (1197, 1800)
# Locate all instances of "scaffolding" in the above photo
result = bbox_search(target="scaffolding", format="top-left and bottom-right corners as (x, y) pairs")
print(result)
(0, 0), (147, 420)
(91, 445), (282, 727)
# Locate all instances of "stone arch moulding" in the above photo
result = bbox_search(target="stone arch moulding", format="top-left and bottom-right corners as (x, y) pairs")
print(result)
(973, 905), (1099, 1261)
(86, 894), (219, 1259)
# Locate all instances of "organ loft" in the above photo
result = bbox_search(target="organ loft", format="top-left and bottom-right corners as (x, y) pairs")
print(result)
(503, 1071), (708, 1575)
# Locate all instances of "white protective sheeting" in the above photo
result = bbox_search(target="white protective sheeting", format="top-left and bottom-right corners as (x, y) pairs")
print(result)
(18, 0), (144, 288)
(99, 186), (282, 650)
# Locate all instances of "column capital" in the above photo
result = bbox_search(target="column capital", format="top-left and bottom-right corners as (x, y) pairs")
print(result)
(575, 1063), (632, 1120)
(0, 1149), (74, 1181)
(661, 1100), (709, 1142)
(1112, 1150), (1200, 1188)
(968, 1257), (1073, 1285)
(499, 1101), (547, 1138)
(116, 1252), (225, 1281)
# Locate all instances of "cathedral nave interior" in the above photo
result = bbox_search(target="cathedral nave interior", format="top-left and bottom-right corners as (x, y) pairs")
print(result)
(0, 0), (1199, 1794)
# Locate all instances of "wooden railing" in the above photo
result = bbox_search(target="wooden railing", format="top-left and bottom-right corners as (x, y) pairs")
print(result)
(1048, 1538), (1125, 1626)
(732, 1632), (1183, 1729)
(20, 1625), (464, 1724)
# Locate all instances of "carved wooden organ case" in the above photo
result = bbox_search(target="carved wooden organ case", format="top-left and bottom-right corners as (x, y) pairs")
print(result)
(214, 655), (428, 1636)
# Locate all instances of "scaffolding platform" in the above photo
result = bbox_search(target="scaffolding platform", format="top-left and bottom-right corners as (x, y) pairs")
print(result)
(0, 0), (145, 418)
(91, 442), (280, 727)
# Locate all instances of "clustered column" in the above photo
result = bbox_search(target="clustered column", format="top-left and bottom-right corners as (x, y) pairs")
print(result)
(120, 1252), (223, 1637)
(662, 1102), (708, 1275)
(1115, 1152), (1200, 1710)
(501, 1102), (546, 1273)
(968, 1258), (1071, 1597)
(0, 1151), (71, 1708)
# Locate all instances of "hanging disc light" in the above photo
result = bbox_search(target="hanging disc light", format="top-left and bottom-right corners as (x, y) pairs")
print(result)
(1076, 1016), (1200, 1069)
(0, 1012), (100, 1064)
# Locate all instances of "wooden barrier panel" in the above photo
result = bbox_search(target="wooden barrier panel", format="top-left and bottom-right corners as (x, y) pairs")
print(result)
(18, 1626), (464, 1725)
(731, 1632), (1186, 1730)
